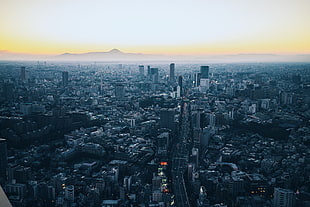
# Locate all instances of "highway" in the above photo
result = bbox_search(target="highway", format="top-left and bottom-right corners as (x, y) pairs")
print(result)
(171, 100), (191, 207)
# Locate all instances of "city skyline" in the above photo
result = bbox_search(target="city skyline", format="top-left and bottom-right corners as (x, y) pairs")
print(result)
(1, 0), (310, 58)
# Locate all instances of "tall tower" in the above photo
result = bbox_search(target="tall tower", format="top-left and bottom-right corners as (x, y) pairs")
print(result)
(193, 73), (201, 87)
(169, 63), (175, 82)
(273, 187), (295, 207)
(150, 68), (159, 84)
(0, 138), (8, 183)
(178, 76), (183, 96)
(139, 65), (144, 76)
(200, 66), (209, 79)
(62, 71), (69, 86)
(20, 66), (26, 81)
(147, 65), (151, 79)
(200, 66), (210, 92)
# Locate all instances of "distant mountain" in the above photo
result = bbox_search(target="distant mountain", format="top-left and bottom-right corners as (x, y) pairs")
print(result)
(55, 49), (154, 61)
(1, 49), (310, 63)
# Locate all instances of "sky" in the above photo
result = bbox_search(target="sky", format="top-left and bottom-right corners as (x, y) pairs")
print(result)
(1, 0), (310, 56)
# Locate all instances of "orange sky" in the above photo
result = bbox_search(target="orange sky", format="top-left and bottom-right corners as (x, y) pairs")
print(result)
(1, 0), (310, 55)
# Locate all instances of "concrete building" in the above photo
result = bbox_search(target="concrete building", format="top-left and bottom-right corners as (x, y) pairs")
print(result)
(160, 108), (175, 131)
(169, 63), (175, 83)
(273, 187), (295, 207)
(65, 185), (74, 202)
(139, 65), (144, 76)
(200, 66), (209, 79)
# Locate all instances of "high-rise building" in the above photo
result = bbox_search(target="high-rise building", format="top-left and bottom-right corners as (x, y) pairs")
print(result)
(160, 108), (175, 131)
(65, 185), (74, 202)
(147, 65), (151, 78)
(20, 66), (26, 81)
(273, 187), (295, 207)
(0, 138), (8, 183)
(200, 66), (209, 79)
(139, 65), (144, 76)
(119, 186), (125, 200)
(62, 71), (69, 86)
(188, 164), (193, 181)
(193, 73), (201, 87)
(201, 128), (210, 147)
(169, 63), (175, 82)
(123, 176), (132, 192)
(178, 76), (183, 96)
(209, 113), (216, 127)
(200, 78), (210, 92)
(199, 66), (210, 92)
(150, 68), (159, 83)
(191, 147), (199, 168)
(193, 127), (202, 148)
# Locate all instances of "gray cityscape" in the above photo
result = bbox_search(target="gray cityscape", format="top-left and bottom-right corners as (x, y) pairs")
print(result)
(0, 60), (309, 207)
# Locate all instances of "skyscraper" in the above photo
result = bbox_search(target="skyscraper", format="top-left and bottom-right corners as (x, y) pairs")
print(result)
(147, 65), (151, 78)
(200, 66), (210, 92)
(273, 187), (295, 207)
(169, 63), (175, 82)
(193, 73), (201, 87)
(150, 68), (159, 84)
(160, 108), (175, 131)
(139, 65), (144, 76)
(200, 66), (209, 79)
(0, 138), (8, 183)
(178, 76), (183, 96)
(20, 66), (26, 81)
(62, 71), (69, 86)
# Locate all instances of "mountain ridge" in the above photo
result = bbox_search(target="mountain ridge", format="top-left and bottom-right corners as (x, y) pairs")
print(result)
(1, 49), (310, 63)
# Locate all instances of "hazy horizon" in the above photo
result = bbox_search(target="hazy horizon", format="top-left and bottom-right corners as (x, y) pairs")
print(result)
(1, 49), (310, 63)
(1, 0), (310, 58)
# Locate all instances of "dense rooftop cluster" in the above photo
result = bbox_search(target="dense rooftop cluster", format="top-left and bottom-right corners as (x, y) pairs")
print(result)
(0, 61), (309, 207)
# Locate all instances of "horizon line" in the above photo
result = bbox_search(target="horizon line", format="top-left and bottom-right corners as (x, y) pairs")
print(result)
(1, 49), (310, 56)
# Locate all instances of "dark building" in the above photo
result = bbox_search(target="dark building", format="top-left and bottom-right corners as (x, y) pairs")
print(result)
(20, 66), (26, 81)
(139, 65), (144, 76)
(178, 76), (183, 96)
(169, 63), (175, 82)
(160, 108), (175, 131)
(273, 187), (295, 207)
(200, 66), (209, 79)
(62, 71), (69, 86)
(150, 68), (159, 84)
(147, 65), (151, 77)
(193, 73), (201, 87)
(0, 138), (8, 183)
